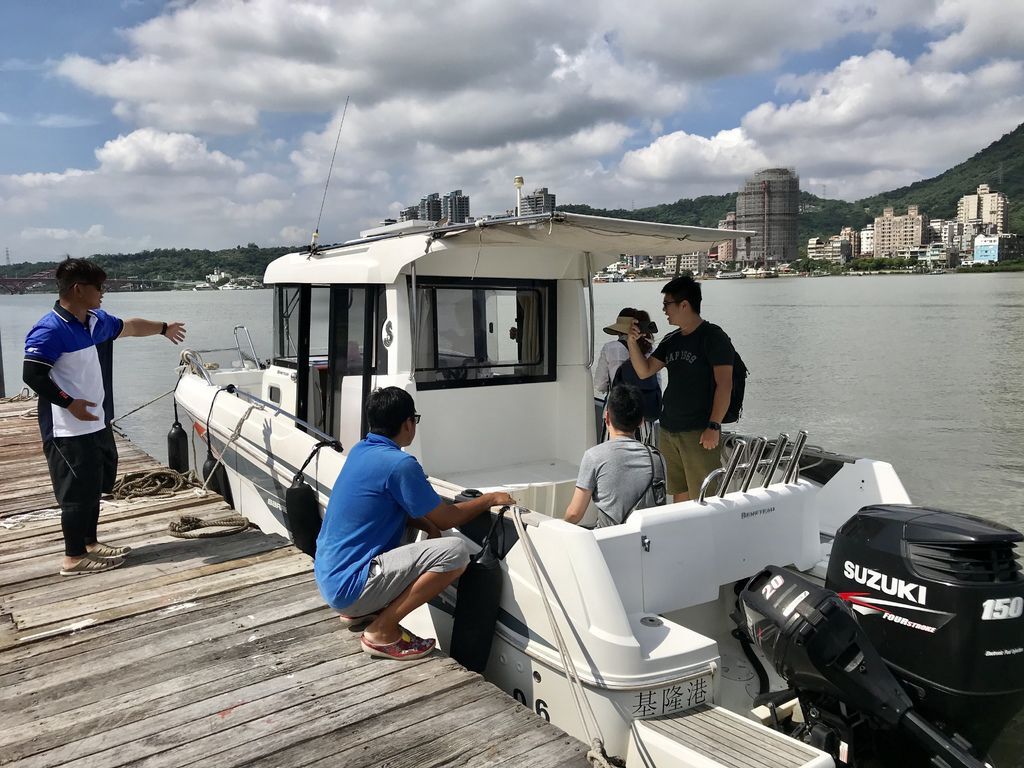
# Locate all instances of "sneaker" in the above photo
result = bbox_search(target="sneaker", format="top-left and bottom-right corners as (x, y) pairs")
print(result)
(60, 554), (125, 576)
(338, 612), (379, 630)
(89, 542), (132, 558)
(360, 629), (436, 661)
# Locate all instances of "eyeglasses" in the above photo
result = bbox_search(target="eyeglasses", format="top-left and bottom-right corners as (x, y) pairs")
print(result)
(662, 299), (680, 309)
(75, 282), (104, 292)
(411, 414), (421, 424)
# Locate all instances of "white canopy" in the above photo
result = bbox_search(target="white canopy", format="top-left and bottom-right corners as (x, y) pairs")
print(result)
(264, 212), (756, 285)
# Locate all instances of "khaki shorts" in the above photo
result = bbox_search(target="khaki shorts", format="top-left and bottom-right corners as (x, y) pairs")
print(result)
(659, 428), (722, 498)
(339, 536), (471, 616)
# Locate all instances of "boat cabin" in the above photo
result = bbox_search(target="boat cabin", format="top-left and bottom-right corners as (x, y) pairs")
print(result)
(260, 213), (751, 517)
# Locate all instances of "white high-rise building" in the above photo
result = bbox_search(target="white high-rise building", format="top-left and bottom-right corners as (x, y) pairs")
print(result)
(957, 184), (1008, 233)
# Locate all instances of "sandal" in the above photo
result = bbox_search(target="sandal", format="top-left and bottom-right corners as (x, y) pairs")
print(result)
(360, 629), (436, 660)
(60, 554), (125, 576)
(89, 542), (132, 558)
(338, 612), (378, 630)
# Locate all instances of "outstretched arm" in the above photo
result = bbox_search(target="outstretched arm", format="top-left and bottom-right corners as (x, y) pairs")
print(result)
(424, 490), (515, 531)
(121, 319), (186, 344)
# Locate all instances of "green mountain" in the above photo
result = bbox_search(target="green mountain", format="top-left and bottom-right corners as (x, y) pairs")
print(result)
(561, 122), (1024, 248)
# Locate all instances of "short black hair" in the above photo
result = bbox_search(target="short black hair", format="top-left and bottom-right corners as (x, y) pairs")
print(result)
(662, 275), (702, 314)
(55, 257), (107, 297)
(606, 384), (643, 432)
(365, 386), (416, 438)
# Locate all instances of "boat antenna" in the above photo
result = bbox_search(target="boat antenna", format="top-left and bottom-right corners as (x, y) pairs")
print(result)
(310, 95), (350, 252)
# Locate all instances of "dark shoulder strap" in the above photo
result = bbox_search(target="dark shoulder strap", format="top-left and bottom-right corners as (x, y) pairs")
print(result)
(624, 442), (659, 521)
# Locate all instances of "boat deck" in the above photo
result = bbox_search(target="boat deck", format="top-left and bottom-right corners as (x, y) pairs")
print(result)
(0, 399), (589, 767)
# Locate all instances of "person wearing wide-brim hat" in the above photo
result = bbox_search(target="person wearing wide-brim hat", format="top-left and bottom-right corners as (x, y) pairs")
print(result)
(593, 308), (638, 397)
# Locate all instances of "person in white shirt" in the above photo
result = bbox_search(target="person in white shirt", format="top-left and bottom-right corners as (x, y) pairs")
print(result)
(593, 307), (637, 396)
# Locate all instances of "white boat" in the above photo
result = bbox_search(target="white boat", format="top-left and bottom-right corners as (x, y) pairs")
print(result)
(174, 211), (1022, 768)
(716, 270), (746, 279)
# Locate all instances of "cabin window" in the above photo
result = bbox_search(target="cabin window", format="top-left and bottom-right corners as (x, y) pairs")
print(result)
(413, 278), (555, 389)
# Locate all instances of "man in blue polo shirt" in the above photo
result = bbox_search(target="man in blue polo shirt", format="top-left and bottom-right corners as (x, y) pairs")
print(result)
(23, 258), (186, 576)
(315, 386), (514, 661)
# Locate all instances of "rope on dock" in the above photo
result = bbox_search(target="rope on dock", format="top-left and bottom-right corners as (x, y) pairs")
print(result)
(168, 514), (250, 538)
(111, 468), (201, 500)
(0, 387), (35, 404)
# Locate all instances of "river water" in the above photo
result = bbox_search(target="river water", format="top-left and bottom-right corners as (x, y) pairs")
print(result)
(1, 272), (1023, 762)
(2, 274), (1022, 524)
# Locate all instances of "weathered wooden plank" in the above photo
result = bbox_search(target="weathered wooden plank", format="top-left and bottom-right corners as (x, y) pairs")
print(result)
(0, 587), (326, 697)
(2, 606), (342, 735)
(238, 679), (503, 768)
(0, 528), (286, 593)
(0, 570), (317, 670)
(4, 633), (371, 766)
(5, 552), (310, 643)
(36, 655), (475, 768)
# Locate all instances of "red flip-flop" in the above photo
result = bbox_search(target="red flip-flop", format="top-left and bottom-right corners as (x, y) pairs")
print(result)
(360, 629), (436, 660)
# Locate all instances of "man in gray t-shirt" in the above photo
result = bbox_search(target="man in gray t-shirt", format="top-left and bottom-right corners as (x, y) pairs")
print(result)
(565, 385), (666, 528)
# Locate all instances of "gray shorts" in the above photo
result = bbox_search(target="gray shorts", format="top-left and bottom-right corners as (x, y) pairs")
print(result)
(340, 536), (472, 617)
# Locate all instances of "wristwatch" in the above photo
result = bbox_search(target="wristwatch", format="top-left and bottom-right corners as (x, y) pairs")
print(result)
(707, 421), (721, 431)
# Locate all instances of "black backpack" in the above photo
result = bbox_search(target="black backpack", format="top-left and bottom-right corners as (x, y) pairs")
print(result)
(703, 329), (748, 424)
(612, 348), (663, 422)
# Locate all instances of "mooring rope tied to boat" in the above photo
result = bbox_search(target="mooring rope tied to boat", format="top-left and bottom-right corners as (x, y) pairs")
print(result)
(194, 402), (261, 497)
(110, 386), (177, 427)
(509, 506), (621, 767)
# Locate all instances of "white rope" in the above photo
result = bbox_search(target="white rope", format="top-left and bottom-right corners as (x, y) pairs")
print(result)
(509, 506), (617, 767)
(0, 507), (63, 529)
(111, 386), (176, 426)
(195, 403), (260, 496)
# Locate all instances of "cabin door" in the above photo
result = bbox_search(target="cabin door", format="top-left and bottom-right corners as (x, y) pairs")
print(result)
(327, 286), (387, 451)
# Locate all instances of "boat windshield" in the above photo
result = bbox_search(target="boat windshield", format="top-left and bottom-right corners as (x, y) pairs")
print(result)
(413, 277), (555, 389)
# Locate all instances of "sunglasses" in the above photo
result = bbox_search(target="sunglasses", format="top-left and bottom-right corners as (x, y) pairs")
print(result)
(411, 413), (421, 424)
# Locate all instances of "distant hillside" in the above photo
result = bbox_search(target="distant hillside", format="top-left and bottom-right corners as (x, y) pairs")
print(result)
(858, 123), (1024, 232)
(2, 243), (297, 283)
(560, 122), (1024, 248)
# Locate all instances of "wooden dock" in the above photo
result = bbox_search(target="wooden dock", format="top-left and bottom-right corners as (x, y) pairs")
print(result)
(0, 399), (589, 767)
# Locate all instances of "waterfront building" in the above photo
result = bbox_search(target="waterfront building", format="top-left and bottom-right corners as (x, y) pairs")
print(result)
(717, 211), (737, 263)
(807, 238), (825, 260)
(735, 168), (800, 267)
(873, 205), (928, 259)
(418, 192), (442, 222)
(974, 233), (1022, 264)
(442, 190), (471, 224)
(839, 227), (861, 260)
(859, 224), (874, 257)
(399, 205), (420, 222)
(665, 251), (709, 275)
(957, 184), (1008, 233)
(520, 187), (557, 215)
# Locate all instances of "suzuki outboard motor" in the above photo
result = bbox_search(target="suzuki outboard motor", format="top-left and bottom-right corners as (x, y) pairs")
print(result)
(739, 566), (988, 768)
(826, 505), (1024, 757)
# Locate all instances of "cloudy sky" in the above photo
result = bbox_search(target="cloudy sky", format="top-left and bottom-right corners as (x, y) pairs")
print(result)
(1, 0), (1023, 261)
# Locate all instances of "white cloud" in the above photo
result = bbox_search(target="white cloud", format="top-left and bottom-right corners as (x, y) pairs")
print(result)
(3, 0), (1024, 260)
(94, 129), (245, 176)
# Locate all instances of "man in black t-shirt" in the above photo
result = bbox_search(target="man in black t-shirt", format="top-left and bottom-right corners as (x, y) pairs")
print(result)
(627, 275), (735, 502)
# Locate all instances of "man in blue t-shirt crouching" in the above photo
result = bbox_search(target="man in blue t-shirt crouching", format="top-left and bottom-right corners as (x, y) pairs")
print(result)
(314, 386), (514, 661)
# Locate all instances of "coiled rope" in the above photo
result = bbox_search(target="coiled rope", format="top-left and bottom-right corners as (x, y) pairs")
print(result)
(168, 514), (250, 538)
(111, 468), (200, 500)
(0, 387), (34, 404)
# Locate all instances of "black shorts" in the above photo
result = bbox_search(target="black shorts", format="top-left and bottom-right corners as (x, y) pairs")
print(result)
(43, 426), (118, 510)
